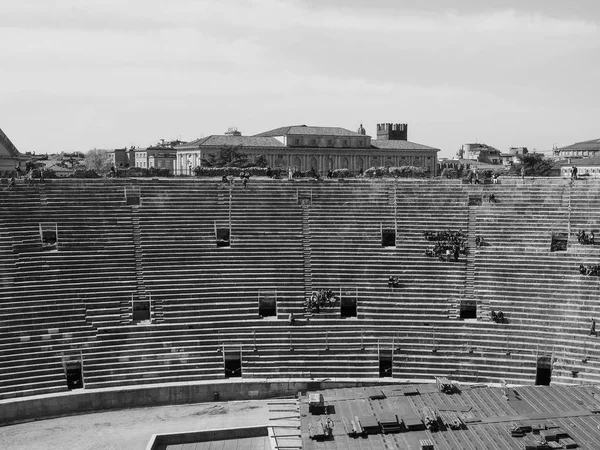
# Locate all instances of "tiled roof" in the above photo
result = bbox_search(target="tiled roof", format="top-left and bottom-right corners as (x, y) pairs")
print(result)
(255, 125), (366, 138)
(558, 138), (600, 151)
(176, 135), (284, 149)
(371, 139), (439, 151)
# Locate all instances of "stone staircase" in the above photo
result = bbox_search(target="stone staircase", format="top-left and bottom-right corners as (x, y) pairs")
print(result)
(0, 224), (16, 288)
(301, 203), (313, 304)
(131, 205), (164, 324)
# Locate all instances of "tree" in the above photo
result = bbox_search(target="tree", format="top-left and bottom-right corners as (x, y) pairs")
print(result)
(441, 168), (459, 179)
(509, 153), (553, 177)
(252, 154), (269, 167)
(202, 145), (248, 167)
(84, 149), (112, 174)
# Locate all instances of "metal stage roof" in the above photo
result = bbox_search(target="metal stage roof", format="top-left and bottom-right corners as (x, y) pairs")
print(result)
(300, 383), (600, 450)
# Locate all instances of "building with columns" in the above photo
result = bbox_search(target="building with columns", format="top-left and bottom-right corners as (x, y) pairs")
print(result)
(175, 123), (439, 176)
(0, 127), (26, 174)
(553, 138), (600, 160)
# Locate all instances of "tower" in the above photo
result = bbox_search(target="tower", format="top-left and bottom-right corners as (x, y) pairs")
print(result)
(376, 123), (408, 141)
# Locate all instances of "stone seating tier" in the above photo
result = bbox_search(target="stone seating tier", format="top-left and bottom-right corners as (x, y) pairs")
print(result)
(2, 178), (600, 398)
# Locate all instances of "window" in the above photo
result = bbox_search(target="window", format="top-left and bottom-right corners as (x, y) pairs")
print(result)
(294, 139), (300, 145)
(358, 140), (363, 147)
(310, 139), (317, 146)
(342, 140), (348, 146)
(327, 139), (333, 146)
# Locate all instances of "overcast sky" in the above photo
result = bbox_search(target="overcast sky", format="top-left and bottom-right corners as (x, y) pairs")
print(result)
(1, 0), (599, 158)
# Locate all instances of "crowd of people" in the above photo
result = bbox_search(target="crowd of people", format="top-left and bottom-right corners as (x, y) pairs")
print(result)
(5, 162), (45, 190)
(578, 230), (595, 245)
(424, 230), (467, 261)
(305, 289), (337, 313)
(388, 276), (401, 288)
(491, 310), (505, 323)
(580, 264), (600, 276)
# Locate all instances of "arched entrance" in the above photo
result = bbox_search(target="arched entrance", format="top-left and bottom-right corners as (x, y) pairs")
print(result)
(356, 157), (363, 172)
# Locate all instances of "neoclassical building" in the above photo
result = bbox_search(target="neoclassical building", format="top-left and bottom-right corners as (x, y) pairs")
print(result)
(0, 127), (25, 174)
(175, 123), (439, 176)
(554, 138), (600, 159)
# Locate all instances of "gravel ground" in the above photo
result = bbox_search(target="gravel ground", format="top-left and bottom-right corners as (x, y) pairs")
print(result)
(0, 400), (273, 450)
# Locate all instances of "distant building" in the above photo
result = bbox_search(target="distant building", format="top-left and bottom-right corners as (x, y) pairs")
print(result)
(0, 127), (26, 173)
(112, 147), (135, 169)
(457, 143), (502, 164)
(132, 140), (185, 174)
(500, 147), (528, 166)
(561, 157), (600, 178)
(554, 138), (600, 159)
(175, 123), (439, 176)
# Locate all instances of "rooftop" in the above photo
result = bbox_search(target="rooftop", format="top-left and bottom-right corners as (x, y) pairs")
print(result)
(558, 138), (600, 151)
(0, 127), (22, 157)
(176, 135), (283, 149)
(255, 125), (367, 138)
(371, 139), (439, 151)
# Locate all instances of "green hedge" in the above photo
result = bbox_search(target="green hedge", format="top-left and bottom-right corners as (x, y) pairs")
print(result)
(364, 166), (429, 178)
(193, 166), (282, 177)
(332, 168), (353, 178)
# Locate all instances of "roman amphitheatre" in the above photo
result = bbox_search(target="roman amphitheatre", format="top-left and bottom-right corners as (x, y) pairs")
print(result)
(2, 175), (600, 450)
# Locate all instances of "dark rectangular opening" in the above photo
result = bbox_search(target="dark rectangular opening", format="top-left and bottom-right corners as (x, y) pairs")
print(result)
(379, 351), (393, 378)
(42, 230), (57, 250)
(224, 356), (242, 378)
(535, 356), (552, 385)
(468, 196), (482, 206)
(258, 295), (277, 317)
(382, 229), (396, 247)
(65, 361), (82, 390)
(551, 232), (568, 252)
(133, 301), (150, 322)
(216, 228), (230, 247)
(126, 196), (140, 205)
(341, 296), (357, 318)
(460, 299), (477, 319)
(40, 223), (58, 251)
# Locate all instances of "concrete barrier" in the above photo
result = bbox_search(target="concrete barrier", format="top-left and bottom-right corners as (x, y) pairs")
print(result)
(145, 425), (268, 450)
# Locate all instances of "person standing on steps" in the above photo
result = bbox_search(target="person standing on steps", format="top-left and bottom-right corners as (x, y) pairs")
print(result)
(521, 166), (525, 181)
(572, 165), (578, 180)
(591, 318), (597, 337)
